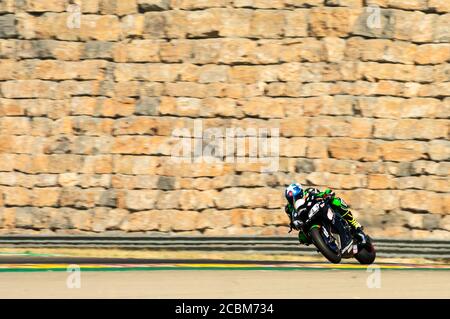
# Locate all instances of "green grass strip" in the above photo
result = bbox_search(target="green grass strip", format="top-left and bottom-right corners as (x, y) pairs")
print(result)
(0, 266), (450, 272)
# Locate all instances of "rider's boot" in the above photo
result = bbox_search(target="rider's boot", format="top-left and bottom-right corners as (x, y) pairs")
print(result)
(298, 230), (309, 245)
(341, 210), (367, 244)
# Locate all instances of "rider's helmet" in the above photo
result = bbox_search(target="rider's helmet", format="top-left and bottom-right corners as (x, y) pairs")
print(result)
(285, 183), (305, 209)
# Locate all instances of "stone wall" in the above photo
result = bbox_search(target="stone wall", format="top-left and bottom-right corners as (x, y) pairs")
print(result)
(0, 0), (449, 239)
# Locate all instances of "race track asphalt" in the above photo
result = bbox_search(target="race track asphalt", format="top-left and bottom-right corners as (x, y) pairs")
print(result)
(0, 255), (449, 298)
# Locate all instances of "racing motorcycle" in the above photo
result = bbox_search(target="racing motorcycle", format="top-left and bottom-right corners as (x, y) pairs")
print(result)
(294, 195), (376, 264)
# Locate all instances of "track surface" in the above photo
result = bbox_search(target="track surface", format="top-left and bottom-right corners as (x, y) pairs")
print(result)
(0, 254), (449, 298)
(1, 270), (449, 298)
(1, 255), (450, 270)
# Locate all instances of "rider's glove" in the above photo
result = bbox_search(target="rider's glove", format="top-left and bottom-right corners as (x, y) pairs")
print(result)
(323, 190), (335, 199)
(293, 220), (303, 230)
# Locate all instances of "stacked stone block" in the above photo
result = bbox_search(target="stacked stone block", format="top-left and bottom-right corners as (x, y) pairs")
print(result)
(0, 0), (449, 238)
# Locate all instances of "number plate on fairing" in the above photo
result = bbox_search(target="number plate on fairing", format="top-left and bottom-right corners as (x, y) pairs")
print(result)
(327, 208), (334, 220)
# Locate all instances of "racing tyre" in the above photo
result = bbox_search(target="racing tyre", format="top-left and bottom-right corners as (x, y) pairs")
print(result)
(354, 236), (376, 265)
(310, 226), (342, 264)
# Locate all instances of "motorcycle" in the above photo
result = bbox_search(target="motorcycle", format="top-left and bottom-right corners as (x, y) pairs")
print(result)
(294, 195), (376, 264)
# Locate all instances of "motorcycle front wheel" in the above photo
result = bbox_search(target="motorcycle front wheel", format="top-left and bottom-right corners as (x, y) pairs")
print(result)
(310, 226), (342, 264)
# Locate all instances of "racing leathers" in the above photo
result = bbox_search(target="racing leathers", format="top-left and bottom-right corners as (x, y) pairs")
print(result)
(284, 188), (366, 244)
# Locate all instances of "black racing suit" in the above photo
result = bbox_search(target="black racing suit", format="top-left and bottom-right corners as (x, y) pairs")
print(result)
(285, 188), (364, 244)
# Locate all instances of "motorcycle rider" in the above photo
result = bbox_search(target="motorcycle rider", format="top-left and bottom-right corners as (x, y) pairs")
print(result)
(284, 183), (367, 245)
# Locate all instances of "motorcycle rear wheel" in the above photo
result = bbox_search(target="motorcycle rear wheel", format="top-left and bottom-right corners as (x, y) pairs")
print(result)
(310, 226), (342, 264)
(354, 236), (376, 265)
